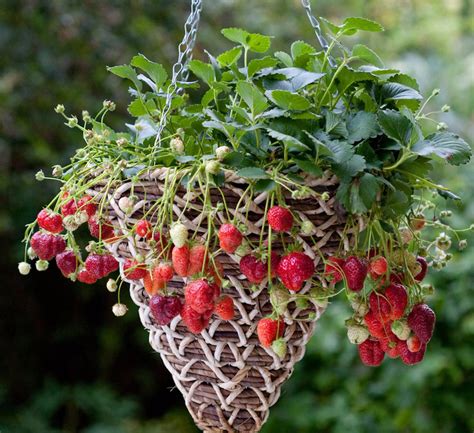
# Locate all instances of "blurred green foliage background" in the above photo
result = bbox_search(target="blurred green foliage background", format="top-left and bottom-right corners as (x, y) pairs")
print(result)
(1, 1), (473, 432)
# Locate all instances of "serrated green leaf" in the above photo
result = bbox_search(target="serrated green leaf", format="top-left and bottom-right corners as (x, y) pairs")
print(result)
(388, 73), (420, 91)
(291, 40), (316, 59)
(254, 179), (277, 192)
(221, 28), (249, 45)
(188, 60), (215, 84)
(267, 128), (309, 151)
(359, 173), (379, 208)
(107, 65), (142, 90)
(247, 33), (272, 53)
(248, 57), (279, 77)
(236, 81), (268, 116)
(380, 82), (422, 102)
(377, 109), (413, 146)
(342, 17), (384, 33)
(346, 111), (380, 144)
(131, 54), (167, 87)
(274, 51), (293, 67)
(332, 155), (366, 181)
(325, 111), (348, 138)
(412, 132), (472, 165)
(236, 167), (269, 179)
(128, 98), (147, 116)
(217, 47), (243, 67)
(352, 44), (384, 67)
(294, 159), (323, 176)
(266, 90), (311, 111)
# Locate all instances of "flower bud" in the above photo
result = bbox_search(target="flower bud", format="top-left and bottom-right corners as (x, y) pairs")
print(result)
(27, 247), (37, 260)
(441, 104), (450, 112)
(67, 116), (78, 128)
(170, 137), (185, 154)
(112, 303), (128, 317)
(52, 165), (63, 177)
(35, 170), (45, 181)
(320, 192), (330, 201)
(458, 239), (467, 250)
(36, 260), (49, 271)
(18, 262), (31, 275)
(301, 220), (315, 235)
(54, 104), (65, 114)
(106, 279), (117, 292)
(216, 146), (231, 161)
(103, 100), (116, 111)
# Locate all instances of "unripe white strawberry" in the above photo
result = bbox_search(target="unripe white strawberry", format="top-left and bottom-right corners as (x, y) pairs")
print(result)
(106, 279), (117, 292)
(36, 260), (49, 271)
(170, 223), (188, 248)
(170, 137), (184, 154)
(301, 220), (315, 235)
(18, 262), (31, 275)
(63, 215), (80, 231)
(270, 287), (290, 315)
(74, 210), (89, 225)
(118, 196), (135, 216)
(27, 247), (37, 260)
(112, 303), (128, 317)
(391, 319), (410, 340)
(347, 324), (369, 344)
(205, 160), (220, 175)
(350, 297), (369, 316)
(271, 338), (287, 358)
(216, 146), (231, 161)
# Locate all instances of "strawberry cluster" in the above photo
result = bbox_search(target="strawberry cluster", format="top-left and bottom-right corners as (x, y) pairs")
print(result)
(325, 252), (436, 366)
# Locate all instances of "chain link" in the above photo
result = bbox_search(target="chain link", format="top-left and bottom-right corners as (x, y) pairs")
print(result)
(154, 0), (333, 148)
(154, 0), (202, 147)
(300, 0), (335, 67)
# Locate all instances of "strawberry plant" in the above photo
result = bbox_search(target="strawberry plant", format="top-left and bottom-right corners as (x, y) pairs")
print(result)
(17, 8), (472, 430)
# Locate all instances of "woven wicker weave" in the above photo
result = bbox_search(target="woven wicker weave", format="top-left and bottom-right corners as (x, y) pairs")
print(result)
(90, 169), (357, 433)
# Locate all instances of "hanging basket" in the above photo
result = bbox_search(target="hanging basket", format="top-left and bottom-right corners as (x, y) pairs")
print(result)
(89, 168), (358, 432)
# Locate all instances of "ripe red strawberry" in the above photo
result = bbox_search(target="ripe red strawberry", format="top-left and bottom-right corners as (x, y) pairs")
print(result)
(136, 220), (152, 239)
(184, 279), (216, 314)
(407, 335), (422, 353)
(61, 194), (77, 216)
(369, 256), (388, 280)
(156, 262), (173, 282)
(37, 209), (63, 234)
(88, 215), (115, 240)
(218, 224), (243, 254)
(398, 340), (426, 365)
(414, 256), (428, 282)
(385, 283), (408, 320)
(342, 256), (368, 292)
(188, 244), (208, 275)
(77, 268), (97, 284)
(324, 256), (345, 283)
(240, 255), (267, 284)
(55, 250), (78, 278)
(84, 253), (119, 279)
(408, 303), (436, 344)
(369, 291), (392, 323)
(77, 195), (97, 218)
(267, 206), (293, 232)
(181, 304), (210, 334)
(172, 245), (190, 277)
(149, 295), (183, 326)
(257, 318), (285, 348)
(364, 310), (392, 339)
(390, 273), (404, 285)
(358, 338), (385, 366)
(379, 331), (401, 359)
(143, 269), (164, 295)
(123, 259), (147, 280)
(215, 295), (235, 320)
(277, 252), (315, 292)
(30, 231), (66, 260)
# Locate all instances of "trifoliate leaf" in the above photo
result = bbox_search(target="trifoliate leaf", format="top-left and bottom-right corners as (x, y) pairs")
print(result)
(412, 132), (472, 165)
(325, 111), (348, 138)
(266, 90), (311, 111)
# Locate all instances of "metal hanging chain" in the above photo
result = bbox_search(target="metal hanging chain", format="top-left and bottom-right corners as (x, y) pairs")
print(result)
(300, 0), (335, 67)
(154, 0), (333, 147)
(154, 0), (202, 147)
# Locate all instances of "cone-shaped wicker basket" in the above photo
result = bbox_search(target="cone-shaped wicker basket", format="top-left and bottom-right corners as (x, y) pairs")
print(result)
(90, 169), (358, 432)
